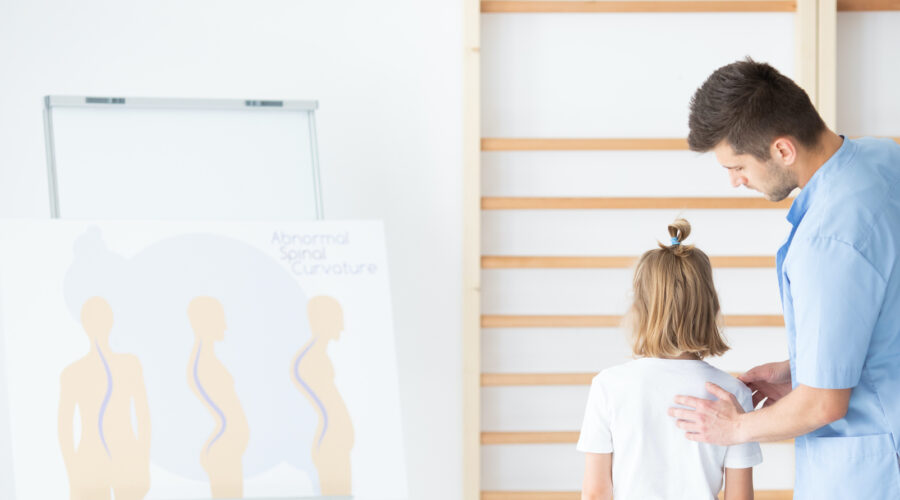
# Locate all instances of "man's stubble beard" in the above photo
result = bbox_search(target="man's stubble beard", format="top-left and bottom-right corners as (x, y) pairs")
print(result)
(762, 159), (798, 202)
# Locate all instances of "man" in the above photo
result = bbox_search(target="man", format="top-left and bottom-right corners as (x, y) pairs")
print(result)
(669, 58), (900, 499)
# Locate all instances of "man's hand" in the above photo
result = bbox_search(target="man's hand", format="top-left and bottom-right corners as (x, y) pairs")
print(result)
(668, 382), (746, 446)
(738, 360), (792, 408)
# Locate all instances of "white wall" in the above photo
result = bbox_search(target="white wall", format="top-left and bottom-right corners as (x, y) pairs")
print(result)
(836, 12), (900, 136)
(0, 1), (463, 499)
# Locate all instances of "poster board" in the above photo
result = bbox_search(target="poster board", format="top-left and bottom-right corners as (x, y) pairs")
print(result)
(0, 220), (406, 499)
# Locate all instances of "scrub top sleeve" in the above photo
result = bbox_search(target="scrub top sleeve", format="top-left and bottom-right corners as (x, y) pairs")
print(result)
(576, 375), (613, 454)
(724, 385), (762, 468)
(789, 237), (887, 389)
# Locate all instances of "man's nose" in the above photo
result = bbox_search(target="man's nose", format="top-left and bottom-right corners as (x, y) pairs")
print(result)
(728, 171), (746, 188)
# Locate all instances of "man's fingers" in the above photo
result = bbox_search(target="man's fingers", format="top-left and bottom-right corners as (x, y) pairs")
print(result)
(673, 395), (707, 409)
(668, 407), (697, 421)
(737, 366), (763, 383)
(705, 382), (736, 403)
(748, 380), (788, 403)
(751, 391), (766, 408)
(675, 419), (701, 433)
(738, 364), (774, 384)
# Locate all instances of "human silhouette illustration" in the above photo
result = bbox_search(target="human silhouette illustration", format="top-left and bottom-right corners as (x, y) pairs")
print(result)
(186, 296), (250, 498)
(292, 295), (355, 495)
(58, 296), (151, 500)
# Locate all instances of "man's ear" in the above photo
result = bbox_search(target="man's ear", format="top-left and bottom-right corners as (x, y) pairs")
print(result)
(770, 137), (798, 166)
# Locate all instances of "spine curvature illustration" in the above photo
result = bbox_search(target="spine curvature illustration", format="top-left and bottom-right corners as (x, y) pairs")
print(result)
(97, 341), (113, 458)
(194, 341), (227, 453)
(294, 339), (328, 449)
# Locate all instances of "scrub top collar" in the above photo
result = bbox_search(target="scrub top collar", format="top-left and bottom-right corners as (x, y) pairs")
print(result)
(786, 135), (853, 227)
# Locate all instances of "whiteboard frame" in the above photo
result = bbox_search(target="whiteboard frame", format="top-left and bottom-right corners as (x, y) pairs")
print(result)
(42, 95), (324, 219)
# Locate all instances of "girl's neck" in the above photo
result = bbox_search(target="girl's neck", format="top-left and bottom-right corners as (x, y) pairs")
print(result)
(658, 352), (700, 361)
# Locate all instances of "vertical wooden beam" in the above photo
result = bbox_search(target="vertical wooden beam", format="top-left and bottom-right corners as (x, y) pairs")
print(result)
(795, 0), (819, 106)
(462, 0), (482, 497)
(818, 0), (837, 129)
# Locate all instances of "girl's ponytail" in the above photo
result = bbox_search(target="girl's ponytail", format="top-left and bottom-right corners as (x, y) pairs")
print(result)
(662, 218), (693, 257)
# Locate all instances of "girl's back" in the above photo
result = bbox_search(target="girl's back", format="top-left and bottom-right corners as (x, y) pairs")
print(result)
(577, 219), (761, 500)
(578, 358), (761, 499)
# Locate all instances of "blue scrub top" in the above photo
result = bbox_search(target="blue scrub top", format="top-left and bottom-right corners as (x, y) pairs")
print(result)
(777, 137), (900, 499)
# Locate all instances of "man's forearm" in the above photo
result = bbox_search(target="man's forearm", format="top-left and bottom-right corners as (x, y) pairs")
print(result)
(736, 384), (850, 443)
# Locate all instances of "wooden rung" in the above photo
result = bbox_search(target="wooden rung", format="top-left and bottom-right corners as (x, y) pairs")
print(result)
(484, 371), (793, 387)
(481, 491), (794, 500)
(481, 197), (792, 210)
(482, 492), (581, 500)
(483, 256), (637, 268)
(729, 490), (794, 500)
(482, 315), (622, 328)
(481, 1), (796, 12)
(482, 372), (596, 386)
(481, 430), (794, 446)
(481, 138), (689, 150)
(481, 137), (900, 150)
(483, 492), (794, 500)
(482, 431), (580, 444)
(482, 255), (775, 268)
(481, 314), (785, 328)
(724, 315), (785, 327)
(837, 0), (900, 9)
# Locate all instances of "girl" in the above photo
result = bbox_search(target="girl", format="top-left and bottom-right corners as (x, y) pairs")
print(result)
(578, 219), (761, 500)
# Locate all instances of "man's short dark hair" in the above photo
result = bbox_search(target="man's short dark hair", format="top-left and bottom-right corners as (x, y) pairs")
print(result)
(687, 58), (826, 160)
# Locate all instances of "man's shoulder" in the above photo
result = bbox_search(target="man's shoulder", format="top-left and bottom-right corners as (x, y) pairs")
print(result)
(853, 136), (900, 155)
(828, 137), (900, 204)
(797, 199), (898, 261)
(800, 137), (900, 255)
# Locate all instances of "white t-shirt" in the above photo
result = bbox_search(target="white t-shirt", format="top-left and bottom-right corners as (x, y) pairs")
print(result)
(577, 358), (763, 500)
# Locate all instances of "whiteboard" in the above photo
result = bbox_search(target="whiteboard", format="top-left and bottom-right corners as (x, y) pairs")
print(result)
(43, 96), (323, 220)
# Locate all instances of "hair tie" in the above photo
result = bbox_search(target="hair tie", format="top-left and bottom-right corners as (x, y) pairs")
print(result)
(670, 236), (680, 246)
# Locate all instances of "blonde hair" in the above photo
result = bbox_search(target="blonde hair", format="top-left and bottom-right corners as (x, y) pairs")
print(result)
(628, 219), (728, 359)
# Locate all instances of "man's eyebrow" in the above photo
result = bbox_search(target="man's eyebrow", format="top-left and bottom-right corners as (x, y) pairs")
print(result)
(722, 164), (741, 169)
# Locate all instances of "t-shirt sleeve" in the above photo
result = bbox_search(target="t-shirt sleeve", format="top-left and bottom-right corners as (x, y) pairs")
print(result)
(723, 384), (762, 469)
(576, 374), (613, 454)
(788, 237), (887, 389)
